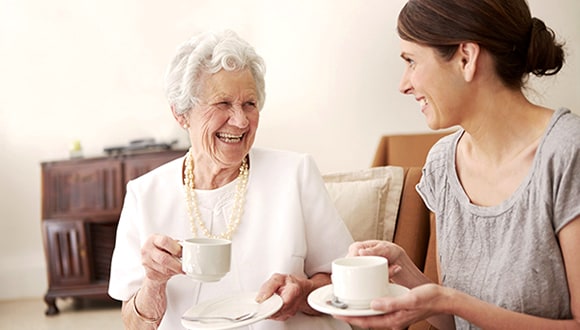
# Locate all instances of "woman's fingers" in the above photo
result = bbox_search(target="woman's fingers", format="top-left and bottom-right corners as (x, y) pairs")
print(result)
(141, 234), (183, 281)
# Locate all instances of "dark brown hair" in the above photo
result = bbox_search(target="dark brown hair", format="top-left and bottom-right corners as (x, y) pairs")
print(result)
(397, 0), (565, 89)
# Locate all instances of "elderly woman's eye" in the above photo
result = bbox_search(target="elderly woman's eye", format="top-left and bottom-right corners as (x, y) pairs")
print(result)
(243, 102), (257, 110)
(216, 102), (231, 109)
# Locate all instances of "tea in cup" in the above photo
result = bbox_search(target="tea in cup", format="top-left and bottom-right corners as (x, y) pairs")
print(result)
(331, 256), (389, 309)
(180, 238), (231, 282)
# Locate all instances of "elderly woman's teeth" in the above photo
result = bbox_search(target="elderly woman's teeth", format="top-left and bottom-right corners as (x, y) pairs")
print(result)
(420, 99), (428, 106)
(217, 132), (243, 142)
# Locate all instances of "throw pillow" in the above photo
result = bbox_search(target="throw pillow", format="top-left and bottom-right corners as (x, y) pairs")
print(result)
(323, 166), (404, 242)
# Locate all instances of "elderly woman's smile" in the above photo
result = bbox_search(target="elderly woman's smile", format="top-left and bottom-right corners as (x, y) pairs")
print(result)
(216, 132), (245, 143)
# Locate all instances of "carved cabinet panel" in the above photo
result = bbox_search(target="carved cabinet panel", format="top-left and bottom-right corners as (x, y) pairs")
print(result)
(42, 159), (123, 218)
(40, 150), (185, 315)
(43, 219), (91, 287)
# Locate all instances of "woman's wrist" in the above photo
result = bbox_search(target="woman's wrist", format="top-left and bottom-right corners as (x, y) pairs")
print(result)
(391, 254), (429, 288)
(439, 285), (460, 315)
(131, 288), (163, 324)
(298, 273), (330, 315)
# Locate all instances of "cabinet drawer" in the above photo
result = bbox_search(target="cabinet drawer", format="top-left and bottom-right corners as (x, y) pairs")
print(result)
(41, 159), (123, 218)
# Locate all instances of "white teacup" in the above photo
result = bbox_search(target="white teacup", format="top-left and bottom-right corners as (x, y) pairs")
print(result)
(180, 238), (231, 282)
(331, 256), (389, 309)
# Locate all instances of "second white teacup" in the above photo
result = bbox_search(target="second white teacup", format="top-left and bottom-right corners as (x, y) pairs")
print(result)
(331, 256), (389, 309)
(180, 238), (231, 282)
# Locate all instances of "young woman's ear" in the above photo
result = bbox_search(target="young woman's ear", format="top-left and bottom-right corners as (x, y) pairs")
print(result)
(457, 42), (480, 82)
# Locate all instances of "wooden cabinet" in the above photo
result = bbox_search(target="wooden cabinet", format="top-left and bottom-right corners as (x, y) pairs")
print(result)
(41, 150), (185, 315)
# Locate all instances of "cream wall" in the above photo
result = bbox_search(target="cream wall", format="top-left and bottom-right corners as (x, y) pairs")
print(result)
(1, 0), (578, 300)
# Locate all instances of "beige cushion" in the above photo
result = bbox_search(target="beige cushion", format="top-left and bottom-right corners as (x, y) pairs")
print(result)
(323, 166), (404, 242)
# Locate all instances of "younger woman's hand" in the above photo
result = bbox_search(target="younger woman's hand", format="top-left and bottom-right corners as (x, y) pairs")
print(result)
(336, 283), (450, 330)
(348, 240), (406, 277)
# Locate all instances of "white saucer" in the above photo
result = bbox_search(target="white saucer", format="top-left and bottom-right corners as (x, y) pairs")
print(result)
(307, 283), (410, 316)
(181, 292), (283, 330)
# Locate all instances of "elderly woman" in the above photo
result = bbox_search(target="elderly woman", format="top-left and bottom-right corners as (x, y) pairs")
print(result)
(338, 0), (579, 329)
(108, 30), (353, 330)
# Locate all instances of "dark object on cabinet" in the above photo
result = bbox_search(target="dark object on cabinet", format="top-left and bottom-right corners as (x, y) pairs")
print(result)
(40, 149), (186, 315)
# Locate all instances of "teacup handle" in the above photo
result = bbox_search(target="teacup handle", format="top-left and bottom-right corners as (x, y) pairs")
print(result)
(177, 240), (185, 263)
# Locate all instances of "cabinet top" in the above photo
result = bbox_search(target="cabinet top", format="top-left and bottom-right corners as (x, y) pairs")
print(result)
(41, 149), (187, 166)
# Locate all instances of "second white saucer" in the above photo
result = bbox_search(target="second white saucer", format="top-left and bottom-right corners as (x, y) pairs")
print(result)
(307, 283), (410, 316)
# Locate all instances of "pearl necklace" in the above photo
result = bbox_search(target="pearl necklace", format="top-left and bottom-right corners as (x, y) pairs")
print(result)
(183, 148), (249, 240)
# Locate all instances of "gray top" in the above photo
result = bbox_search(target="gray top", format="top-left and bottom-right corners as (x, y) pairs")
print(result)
(417, 108), (580, 329)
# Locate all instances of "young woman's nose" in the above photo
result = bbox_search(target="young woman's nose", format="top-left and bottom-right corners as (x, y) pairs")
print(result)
(398, 70), (413, 95)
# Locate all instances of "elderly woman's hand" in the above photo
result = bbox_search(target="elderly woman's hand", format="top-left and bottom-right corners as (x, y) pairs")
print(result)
(141, 234), (184, 284)
(256, 273), (328, 321)
(348, 240), (406, 279)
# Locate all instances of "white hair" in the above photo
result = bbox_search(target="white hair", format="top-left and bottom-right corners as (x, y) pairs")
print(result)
(164, 30), (266, 115)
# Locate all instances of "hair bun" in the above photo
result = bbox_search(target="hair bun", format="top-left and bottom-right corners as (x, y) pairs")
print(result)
(525, 17), (565, 77)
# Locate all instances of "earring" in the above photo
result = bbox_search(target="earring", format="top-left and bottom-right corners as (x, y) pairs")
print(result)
(183, 123), (189, 129)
